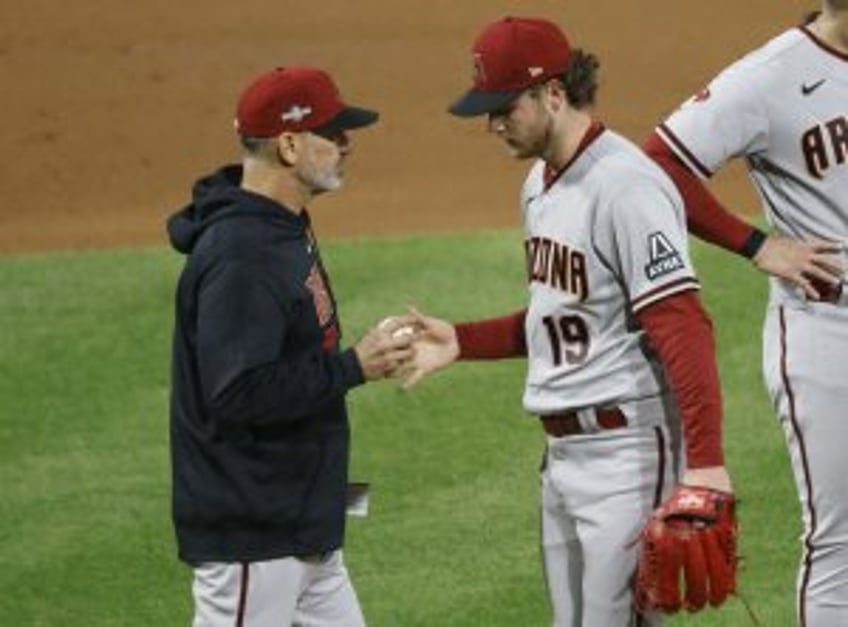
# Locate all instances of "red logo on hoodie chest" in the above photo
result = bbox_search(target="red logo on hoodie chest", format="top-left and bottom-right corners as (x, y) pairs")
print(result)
(305, 265), (333, 326)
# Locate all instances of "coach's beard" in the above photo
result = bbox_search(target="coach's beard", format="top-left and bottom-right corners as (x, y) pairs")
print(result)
(302, 166), (344, 195)
(314, 172), (343, 193)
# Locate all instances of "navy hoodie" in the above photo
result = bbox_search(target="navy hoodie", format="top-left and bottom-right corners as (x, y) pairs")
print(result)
(167, 165), (364, 563)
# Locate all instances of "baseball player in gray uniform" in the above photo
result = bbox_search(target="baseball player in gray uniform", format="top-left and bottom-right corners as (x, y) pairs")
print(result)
(645, 3), (848, 625)
(400, 16), (736, 626)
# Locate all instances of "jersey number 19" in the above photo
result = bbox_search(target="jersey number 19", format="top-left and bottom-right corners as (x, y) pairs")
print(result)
(542, 314), (590, 366)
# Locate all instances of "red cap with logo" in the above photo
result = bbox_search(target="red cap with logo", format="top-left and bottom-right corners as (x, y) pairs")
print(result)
(449, 17), (572, 117)
(235, 66), (378, 138)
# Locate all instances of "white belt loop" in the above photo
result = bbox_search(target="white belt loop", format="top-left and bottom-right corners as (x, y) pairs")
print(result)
(577, 407), (598, 433)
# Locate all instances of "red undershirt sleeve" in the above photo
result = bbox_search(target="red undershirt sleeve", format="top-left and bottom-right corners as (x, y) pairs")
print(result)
(643, 132), (766, 259)
(635, 290), (724, 468)
(453, 309), (528, 360)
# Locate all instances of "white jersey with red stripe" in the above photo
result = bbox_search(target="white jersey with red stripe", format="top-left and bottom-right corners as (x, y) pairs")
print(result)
(658, 23), (848, 625)
(657, 26), (848, 306)
(521, 127), (699, 415)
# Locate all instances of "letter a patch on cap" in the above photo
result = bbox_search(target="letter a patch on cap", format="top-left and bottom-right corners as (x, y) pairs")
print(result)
(472, 53), (488, 85)
(644, 232), (683, 281)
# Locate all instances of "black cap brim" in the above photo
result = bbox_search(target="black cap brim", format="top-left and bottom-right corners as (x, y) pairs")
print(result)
(313, 106), (378, 136)
(448, 89), (522, 117)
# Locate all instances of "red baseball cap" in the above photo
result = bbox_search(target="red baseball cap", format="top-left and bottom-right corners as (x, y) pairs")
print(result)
(235, 66), (378, 137)
(449, 17), (572, 117)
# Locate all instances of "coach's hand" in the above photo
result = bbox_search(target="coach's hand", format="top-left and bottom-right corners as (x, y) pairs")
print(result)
(398, 307), (460, 389)
(753, 235), (845, 299)
(353, 315), (417, 381)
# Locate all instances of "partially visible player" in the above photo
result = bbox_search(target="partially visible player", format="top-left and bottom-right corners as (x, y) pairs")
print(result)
(403, 16), (736, 625)
(645, 3), (848, 624)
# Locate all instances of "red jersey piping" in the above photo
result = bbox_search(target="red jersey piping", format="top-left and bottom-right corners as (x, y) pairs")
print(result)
(799, 26), (848, 62)
(543, 120), (606, 190)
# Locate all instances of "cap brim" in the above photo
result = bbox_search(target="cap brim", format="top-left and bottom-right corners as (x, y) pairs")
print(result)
(448, 89), (522, 117)
(313, 106), (378, 136)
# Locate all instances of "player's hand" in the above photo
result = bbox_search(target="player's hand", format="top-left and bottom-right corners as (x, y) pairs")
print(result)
(353, 315), (418, 381)
(681, 465), (733, 494)
(752, 235), (845, 299)
(634, 484), (738, 614)
(397, 306), (460, 389)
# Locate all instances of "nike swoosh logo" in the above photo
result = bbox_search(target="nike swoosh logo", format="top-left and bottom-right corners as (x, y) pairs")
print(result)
(801, 79), (826, 96)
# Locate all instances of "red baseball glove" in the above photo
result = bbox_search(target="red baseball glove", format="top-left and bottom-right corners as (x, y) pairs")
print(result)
(634, 485), (738, 614)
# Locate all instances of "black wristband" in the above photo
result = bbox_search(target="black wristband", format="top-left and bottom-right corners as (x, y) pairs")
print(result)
(740, 229), (767, 259)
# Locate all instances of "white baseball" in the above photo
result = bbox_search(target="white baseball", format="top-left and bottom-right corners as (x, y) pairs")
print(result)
(378, 317), (415, 339)
(392, 325), (415, 339)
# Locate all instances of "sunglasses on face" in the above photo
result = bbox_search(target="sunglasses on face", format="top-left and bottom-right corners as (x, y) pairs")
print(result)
(310, 127), (350, 147)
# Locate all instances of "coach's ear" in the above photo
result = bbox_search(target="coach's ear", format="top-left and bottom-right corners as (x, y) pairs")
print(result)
(275, 132), (299, 166)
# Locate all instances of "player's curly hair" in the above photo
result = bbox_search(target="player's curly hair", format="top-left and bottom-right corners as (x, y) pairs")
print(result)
(558, 49), (600, 109)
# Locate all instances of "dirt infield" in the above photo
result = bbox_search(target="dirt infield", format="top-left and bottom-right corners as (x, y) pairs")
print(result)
(0, 0), (812, 253)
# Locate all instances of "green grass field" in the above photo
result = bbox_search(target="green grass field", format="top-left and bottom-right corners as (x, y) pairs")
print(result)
(0, 230), (799, 626)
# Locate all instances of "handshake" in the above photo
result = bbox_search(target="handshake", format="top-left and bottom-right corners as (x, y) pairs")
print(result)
(352, 308), (457, 388)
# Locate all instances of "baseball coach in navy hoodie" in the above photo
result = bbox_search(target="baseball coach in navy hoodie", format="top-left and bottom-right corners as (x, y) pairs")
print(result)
(167, 66), (416, 627)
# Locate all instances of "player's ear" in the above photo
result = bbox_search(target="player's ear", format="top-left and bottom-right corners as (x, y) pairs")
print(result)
(543, 79), (568, 112)
(276, 132), (299, 166)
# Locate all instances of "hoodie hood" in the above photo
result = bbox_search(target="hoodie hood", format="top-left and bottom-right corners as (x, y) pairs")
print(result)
(166, 164), (306, 254)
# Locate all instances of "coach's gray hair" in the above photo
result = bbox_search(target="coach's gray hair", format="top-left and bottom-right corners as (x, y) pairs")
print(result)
(239, 135), (279, 162)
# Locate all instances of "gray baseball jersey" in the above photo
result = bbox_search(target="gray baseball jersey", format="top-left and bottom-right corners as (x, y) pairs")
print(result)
(526, 127), (695, 626)
(521, 128), (699, 417)
(657, 27), (848, 306)
(657, 25), (848, 625)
